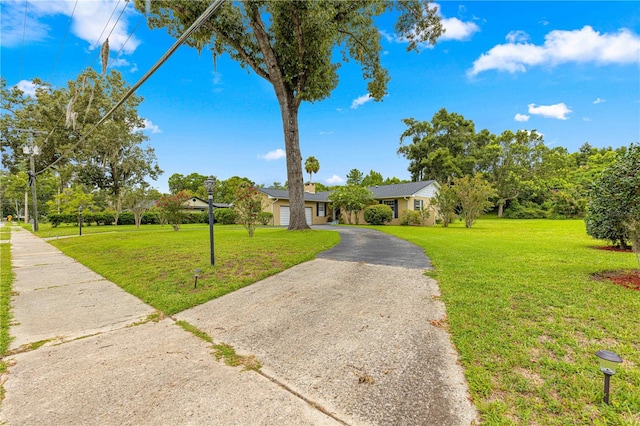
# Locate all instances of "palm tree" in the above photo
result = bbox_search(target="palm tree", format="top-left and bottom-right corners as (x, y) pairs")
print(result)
(304, 156), (320, 184)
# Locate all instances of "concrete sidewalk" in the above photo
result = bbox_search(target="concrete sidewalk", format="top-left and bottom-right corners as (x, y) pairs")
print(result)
(1, 226), (477, 425)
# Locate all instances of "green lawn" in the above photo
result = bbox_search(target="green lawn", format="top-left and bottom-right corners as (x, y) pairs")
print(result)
(1, 230), (12, 355)
(371, 219), (639, 425)
(48, 225), (340, 315)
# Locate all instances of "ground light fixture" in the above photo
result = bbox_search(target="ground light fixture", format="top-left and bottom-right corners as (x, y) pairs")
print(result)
(78, 205), (83, 236)
(204, 176), (216, 266)
(193, 268), (201, 289)
(595, 349), (623, 405)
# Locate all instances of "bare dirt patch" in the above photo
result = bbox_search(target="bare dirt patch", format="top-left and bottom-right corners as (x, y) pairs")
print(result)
(592, 270), (640, 291)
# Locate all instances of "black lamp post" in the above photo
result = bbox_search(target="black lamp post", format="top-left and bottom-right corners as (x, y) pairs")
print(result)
(78, 205), (83, 236)
(204, 176), (216, 266)
(595, 349), (623, 404)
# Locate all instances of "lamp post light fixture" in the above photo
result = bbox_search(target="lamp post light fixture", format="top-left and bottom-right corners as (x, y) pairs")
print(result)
(595, 349), (623, 405)
(78, 205), (83, 236)
(204, 176), (216, 266)
(193, 268), (201, 289)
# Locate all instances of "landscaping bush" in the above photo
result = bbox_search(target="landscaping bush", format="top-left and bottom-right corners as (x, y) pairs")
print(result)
(364, 204), (393, 225)
(214, 208), (237, 225)
(258, 212), (273, 225)
(400, 209), (422, 226)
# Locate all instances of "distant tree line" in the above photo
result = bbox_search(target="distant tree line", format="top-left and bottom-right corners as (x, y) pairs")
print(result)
(398, 108), (632, 220)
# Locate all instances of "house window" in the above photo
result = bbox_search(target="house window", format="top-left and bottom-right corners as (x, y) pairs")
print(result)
(382, 200), (398, 218)
(317, 202), (326, 217)
(414, 199), (423, 210)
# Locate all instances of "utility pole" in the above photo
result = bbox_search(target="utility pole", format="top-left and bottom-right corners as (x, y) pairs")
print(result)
(17, 128), (46, 232)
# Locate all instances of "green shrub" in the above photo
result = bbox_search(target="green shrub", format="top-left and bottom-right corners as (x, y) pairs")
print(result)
(364, 204), (393, 225)
(400, 210), (422, 226)
(258, 212), (273, 225)
(214, 208), (237, 225)
(503, 201), (548, 219)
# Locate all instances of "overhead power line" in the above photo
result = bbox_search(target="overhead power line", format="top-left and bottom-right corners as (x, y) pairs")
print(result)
(37, 0), (226, 176)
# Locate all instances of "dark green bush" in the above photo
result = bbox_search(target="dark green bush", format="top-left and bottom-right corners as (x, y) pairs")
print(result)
(214, 208), (237, 225)
(364, 204), (393, 225)
(503, 201), (548, 219)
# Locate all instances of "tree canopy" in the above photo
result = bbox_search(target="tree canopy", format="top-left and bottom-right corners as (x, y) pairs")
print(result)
(135, 0), (443, 230)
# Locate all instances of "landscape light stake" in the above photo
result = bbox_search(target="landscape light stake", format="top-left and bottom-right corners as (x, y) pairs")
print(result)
(194, 269), (201, 289)
(595, 349), (623, 405)
(78, 205), (83, 236)
(204, 176), (216, 266)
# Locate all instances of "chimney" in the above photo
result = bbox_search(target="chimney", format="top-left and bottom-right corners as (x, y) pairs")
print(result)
(304, 183), (316, 194)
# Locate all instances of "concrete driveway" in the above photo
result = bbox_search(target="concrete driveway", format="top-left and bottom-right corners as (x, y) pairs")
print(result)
(2, 225), (477, 425)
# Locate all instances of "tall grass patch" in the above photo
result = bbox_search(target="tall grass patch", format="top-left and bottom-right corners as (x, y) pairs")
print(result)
(374, 219), (639, 425)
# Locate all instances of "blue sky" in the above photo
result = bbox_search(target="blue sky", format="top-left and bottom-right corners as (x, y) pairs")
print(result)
(1, 1), (639, 193)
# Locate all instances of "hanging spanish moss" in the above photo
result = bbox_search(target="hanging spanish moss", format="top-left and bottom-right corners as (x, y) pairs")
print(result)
(145, 0), (151, 15)
(65, 98), (78, 129)
(101, 38), (110, 74)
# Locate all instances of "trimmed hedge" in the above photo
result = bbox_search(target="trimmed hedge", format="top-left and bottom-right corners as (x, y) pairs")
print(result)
(364, 204), (393, 225)
(214, 208), (237, 225)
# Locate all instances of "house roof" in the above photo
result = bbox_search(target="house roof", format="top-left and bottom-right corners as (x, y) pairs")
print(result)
(367, 180), (436, 199)
(259, 180), (436, 202)
(259, 188), (332, 202)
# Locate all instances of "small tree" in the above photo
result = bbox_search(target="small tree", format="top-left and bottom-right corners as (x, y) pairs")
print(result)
(454, 174), (495, 228)
(157, 191), (189, 231)
(328, 186), (375, 225)
(122, 185), (153, 228)
(234, 183), (263, 237)
(433, 182), (458, 227)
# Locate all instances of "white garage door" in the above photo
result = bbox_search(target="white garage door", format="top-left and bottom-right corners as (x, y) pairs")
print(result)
(279, 206), (312, 226)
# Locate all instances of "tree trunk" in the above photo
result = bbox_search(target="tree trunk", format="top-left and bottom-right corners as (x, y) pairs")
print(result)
(498, 202), (504, 218)
(278, 94), (309, 230)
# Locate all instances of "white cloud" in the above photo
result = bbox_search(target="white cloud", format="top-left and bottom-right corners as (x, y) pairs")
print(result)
(1, 0), (140, 54)
(142, 119), (161, 134)
(528, 103), (572, 120)
(514, 113), (530, 122)
(469, 25), (640, 76)
(439, 16), (480, 41)
(319, 131), (334, 136)
(15, 80), (39, 97)
(593, 97), (605, 104)
(326, 174), (345, 185)
(583, 117), (592, 122)
(351, 94), (373, 109)
(258, 148), (286, 161)
(506, 30), (530, 44)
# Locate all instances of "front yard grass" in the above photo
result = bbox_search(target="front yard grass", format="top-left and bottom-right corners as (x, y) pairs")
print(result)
(48, 226), (339, 315)
(374, 218), (639, 425)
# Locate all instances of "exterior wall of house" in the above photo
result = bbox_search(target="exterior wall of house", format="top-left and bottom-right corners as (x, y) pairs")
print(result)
(346, 196), (437, 226)
(260, 195), (332, 226)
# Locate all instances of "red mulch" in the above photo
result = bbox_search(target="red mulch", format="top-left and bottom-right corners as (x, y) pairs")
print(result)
(592, 270), (640, 291)
(592, 246), (633, 253)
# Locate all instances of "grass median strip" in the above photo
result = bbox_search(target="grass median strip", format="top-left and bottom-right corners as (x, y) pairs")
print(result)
(373, 218), (639, 425)
(47, 225), (339, 315)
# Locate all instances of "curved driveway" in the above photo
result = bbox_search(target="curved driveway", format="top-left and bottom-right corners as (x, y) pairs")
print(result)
(314, 225), (432, 269)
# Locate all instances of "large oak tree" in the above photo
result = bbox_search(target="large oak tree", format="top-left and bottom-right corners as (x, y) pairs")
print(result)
(136, 0), (442, 229)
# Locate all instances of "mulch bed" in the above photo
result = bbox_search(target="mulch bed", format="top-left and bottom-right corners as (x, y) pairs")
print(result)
(592, 270), (640, 291)
(592, 245), (633, 253)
